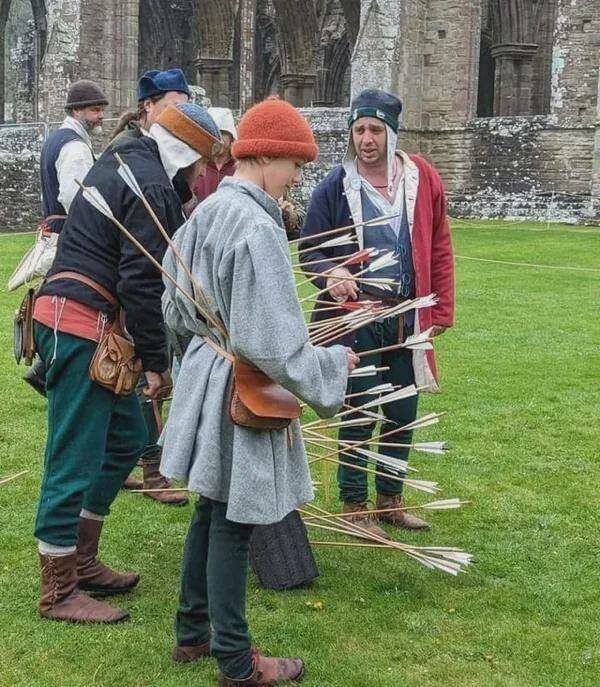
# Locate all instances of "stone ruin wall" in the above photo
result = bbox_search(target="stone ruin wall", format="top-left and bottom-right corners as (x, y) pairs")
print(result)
(0, 0), (598, 231)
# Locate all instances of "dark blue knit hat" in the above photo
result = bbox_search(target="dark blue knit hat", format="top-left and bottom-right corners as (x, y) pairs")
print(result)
(347, 89), (402, 133)
(138, 68), (191, 102)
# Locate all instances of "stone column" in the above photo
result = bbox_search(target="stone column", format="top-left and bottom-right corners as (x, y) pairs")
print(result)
(592, 66), (600, 203)
(491, 43), (538, 115)
(238, 0), (256, 111)
(196, 58), (233, 107)
(38, 0), (83, 121)
(279, 74), (316, 106)
(351, 0), (403, 100)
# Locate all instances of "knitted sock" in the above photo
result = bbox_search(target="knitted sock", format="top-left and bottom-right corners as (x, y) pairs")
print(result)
(80, 509), (104, 521)
(37, 540), (76, 556)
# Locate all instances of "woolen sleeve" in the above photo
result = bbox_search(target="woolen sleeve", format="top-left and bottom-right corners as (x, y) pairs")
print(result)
(227, 224), (349, 418)
(428, 166), (455, 327)
(56, 140), (94, 212)
(299, 181), (341, 290)
(117, 184), (180, 372)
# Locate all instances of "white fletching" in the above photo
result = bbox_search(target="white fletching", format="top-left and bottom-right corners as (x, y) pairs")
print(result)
(117, 161), (144, 199)
(421, 498), (464, 510)
(350, 365), (378, 378)
(368, 252), (398, 273)
(81, 185), (115, 220)
(318, 233), (357, 249)
(401, 412), (442, 432)
(413, 441), (448, 455)
(360, 384), (418, 410)
(364, 383), (395, 395)
(403, 479), (440, 494)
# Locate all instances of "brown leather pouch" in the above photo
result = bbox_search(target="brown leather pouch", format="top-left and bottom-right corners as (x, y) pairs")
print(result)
(13, 288), (37, 365)
(229, 358), (301, 430)
(89, 315), (142, 396)
(46, 271), (142, 396)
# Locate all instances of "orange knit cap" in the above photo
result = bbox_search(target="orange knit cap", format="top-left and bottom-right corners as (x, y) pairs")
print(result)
(232, 97), (318, 162)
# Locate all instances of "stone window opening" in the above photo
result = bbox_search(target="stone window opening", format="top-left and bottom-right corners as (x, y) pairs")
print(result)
(1, 0), (46, 124)
(476, 0), (557, 118)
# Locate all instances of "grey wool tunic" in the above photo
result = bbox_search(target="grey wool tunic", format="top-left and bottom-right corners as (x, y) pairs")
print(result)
(159, 177), (349, 525)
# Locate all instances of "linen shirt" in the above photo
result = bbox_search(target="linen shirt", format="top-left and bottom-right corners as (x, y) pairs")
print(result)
(55, 116), (95, 212)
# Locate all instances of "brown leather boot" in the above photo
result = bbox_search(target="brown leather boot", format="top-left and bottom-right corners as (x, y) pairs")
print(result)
(77, 517), (140, 596)
(218, 648), (305, 686)
(39, 552), (129, 623)
(172, 642), (210, 663)
(376, 493), (431, 531)
(122, 473), (143, 490)
(141, 460), (188, 506)
(342, 502), (391, 540)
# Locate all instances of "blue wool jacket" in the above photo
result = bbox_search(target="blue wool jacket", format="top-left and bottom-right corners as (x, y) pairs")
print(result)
(299, 166), (366, 346)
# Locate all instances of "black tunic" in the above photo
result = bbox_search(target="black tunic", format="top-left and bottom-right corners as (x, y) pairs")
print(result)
(40, 135), (184, 372)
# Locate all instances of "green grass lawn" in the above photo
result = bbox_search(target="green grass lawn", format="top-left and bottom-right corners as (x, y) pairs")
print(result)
(0, 220), (599, 687)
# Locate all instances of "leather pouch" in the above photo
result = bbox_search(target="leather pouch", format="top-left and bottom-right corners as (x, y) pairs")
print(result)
(89, 317), (142, 396)
(229, 358), (301, 430)
(13, 288), (37, 365)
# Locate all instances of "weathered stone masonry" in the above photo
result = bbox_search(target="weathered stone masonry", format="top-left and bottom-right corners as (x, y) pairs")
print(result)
(1, 0), (598, 230)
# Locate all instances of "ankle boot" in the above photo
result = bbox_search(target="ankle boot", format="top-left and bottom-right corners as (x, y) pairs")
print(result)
(142, 460), (188, 506)
(77, 517), (140, 596)
(122, 472), (143, 490)
(376, 493), (431, 531)
(172, 642), (211, 663)
(342, 502), (391, 540)
(218, 648), (305, 686)
(39, 552), (129, 623)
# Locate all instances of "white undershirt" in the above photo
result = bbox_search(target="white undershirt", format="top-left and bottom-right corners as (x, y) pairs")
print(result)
(55, 116), (95, 212)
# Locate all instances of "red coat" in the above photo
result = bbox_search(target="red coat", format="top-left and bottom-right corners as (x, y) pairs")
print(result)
(300, 152), (454, 391)
(407, 154), (455, 384)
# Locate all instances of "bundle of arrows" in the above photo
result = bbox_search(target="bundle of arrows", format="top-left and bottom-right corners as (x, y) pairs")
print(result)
(75, 158), (473, 577)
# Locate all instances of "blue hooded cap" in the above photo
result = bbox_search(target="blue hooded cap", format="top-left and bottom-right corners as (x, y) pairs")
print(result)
(138, 68), (191, 102)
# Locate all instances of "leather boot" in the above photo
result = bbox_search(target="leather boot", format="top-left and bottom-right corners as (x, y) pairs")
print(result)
(77, 517), (140, 596)
(172, 642), (211, 663)
(39, 552), (129, 623)
(141, 460), (188, 506)
(342, 502), (391, 540)
(376, 493), (431, 531)
(122, 473), (143, 490)
(218, 648), (305, 686)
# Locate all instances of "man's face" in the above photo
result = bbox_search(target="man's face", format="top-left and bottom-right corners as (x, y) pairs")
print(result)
(351, 116), (387, 166)
(262, 157), (304, 200)
(72, 105), (105, 133)
(181, 158), (208, 186)
(219, 132), (233, 159)
(144, 91), (189, 127)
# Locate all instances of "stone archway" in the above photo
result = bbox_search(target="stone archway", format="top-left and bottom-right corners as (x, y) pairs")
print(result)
(195, 0), (238, 107)
(484, 0), (557, 116)
(138, 0), (198, 83)
(271, 0), (318, 106)
(0, 0), (46, 122)
(314, 0), (353, 107)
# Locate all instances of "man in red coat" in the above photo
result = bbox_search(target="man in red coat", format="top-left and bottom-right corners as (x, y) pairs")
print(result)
(300, 88), (454, 536)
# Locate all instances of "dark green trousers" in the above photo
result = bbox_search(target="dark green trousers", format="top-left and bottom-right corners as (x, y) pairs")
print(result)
(176, 498), (254, 680)
(135, 373), (161, 463)
(338, 317), (419, 503)
(34, 323), (147, 546)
